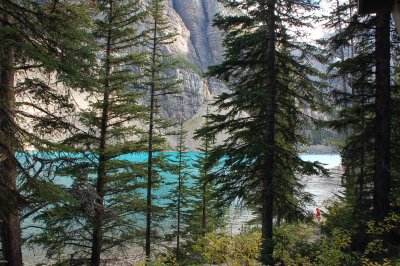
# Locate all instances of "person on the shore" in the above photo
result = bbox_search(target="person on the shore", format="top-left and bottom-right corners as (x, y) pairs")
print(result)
(316, 208), (321, 224)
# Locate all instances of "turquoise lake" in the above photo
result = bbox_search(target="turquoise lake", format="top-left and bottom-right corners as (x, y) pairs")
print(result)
(21, 153), (342, 262)
(29, 152), (341, 202)
(21, 152), (342, 208)
(121, 153), (341, 205)
(89, 152), (341, 203)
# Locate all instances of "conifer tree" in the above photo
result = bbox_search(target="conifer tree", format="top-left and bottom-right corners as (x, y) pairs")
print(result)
(373, 10), (391, 227)
(143, 0), (180, 258)
(194, 106), (221, 237)
(196, 1), (326, 264)
(187, 106), (224, 254)
(323, 0), (399, 256)
(0, 1), (95, 264)
(391, 64), (400, 216)
(31, 1), (148, 264)
(323, 1), (376, 249)
(164, 122), (192, 261)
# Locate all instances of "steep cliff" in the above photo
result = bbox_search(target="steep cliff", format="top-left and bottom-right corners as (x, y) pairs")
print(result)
(159, 1), (337, 151)
(157, 0), (229, 122)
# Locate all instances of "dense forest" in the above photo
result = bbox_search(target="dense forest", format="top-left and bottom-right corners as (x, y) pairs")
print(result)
(0, 0), (399, 265)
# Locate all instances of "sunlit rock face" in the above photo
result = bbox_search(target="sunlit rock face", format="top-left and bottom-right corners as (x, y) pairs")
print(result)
(169, 0), (224, 70)
(151, 0), (229, 122)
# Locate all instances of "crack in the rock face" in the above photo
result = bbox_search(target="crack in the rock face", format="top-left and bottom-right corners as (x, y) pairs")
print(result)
(171, 0), (214, 71)
(171, 0), (202, 67)
(155, 0), (228, 124)
(200, 0), (214, 67)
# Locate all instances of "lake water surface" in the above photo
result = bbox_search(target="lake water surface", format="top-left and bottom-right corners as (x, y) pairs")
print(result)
(21, 153), (342, 264)
(127, 153), (343, 208)
(300, 154), (342, 209)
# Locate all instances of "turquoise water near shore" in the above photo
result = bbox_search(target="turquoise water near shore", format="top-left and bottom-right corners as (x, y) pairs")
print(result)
(21, 153), (341, 264)
(118, 152), (341, 170)
(101, 152), (341, 201)
(119, 152), (341, 167)
(22, 152), (341, 222)
(23, 152), (341, 195)
(58, 152), (341, 209)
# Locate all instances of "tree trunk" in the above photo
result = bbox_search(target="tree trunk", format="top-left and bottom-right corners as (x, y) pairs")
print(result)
(201, 140), (208, 238)
(335, 0), (349, 100)
(373, 11), (391, 224)
(261, 1), (277, 265)
(145, 110), (153, 259)
(0, 13), (23, 266)
(201, 184), (207, 234)
(146, 14), (158, 259)
(176, 125), (183, 261)
(90, 2), (113, 265)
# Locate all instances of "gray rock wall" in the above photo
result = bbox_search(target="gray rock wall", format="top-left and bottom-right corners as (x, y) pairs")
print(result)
(158, 0), (229, 122)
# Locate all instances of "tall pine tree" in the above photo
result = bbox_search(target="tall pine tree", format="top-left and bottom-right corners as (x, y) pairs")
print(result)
(0, 1), (95, 264)
(323, 0), (399, 257)
(373, 10), (391, 227)
(31, 1), (148, 264)
(143, 0), (180, 258)
(190, 105), (223, 252)
(197, 0), (326, 264)
(164, 122), (192, 262)
(322, 0), (375, 250)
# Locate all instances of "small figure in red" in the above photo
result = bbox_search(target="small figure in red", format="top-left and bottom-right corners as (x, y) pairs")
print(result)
(316, 208), (321, 224)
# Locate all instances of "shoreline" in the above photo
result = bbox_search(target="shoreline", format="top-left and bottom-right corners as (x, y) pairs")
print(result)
(20, 148), (340, 155)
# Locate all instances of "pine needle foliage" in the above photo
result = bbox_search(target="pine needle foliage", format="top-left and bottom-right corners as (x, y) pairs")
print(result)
(188, 106), (223, 253)
(30, 1), (149, 264)
(196, 0), (327, 264)
(322, 0), (400, 256)
(142, 0), (181, 258)
(0, 0), (96, 264)
(322, 0), (376, 251)
(164, 122), (193, 262)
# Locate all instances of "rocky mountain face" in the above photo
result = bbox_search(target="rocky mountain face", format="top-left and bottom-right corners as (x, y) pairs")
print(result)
(17, 0), (229, 150)
(156, 0), (229, 122)
(157, 1), (338, 152)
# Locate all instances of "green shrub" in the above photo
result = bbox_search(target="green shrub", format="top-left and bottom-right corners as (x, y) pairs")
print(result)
(194, 230), (261, 266)
(273, 223), (317, 265)
(361, 213), (400, 265)
(315, 229), (355, 266)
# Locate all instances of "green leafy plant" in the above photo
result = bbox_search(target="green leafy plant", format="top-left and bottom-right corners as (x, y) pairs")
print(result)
(315, 229), (354, 266)
(195, 230), (261, 266)
(362, 213), (400, 265)
(273, 223), (316, 265)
